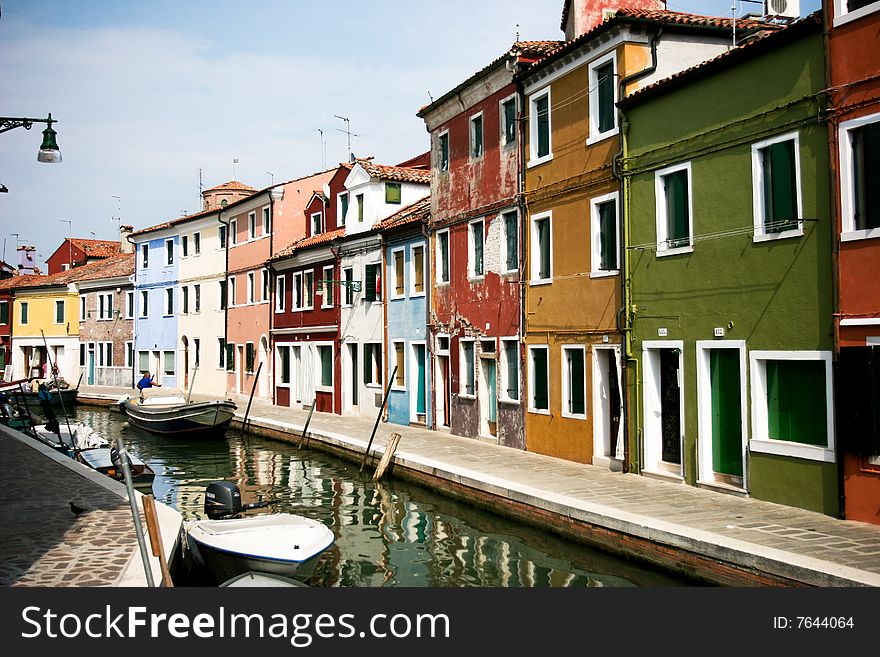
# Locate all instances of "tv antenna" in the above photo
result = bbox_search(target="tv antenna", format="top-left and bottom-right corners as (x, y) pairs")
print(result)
(334, 115), (359, 162)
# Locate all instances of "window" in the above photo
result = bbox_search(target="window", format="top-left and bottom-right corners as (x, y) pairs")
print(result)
(219, 280), (228, 310)
(840, 113), (880, 241)
(248, 212), (256, 239)
(470, 113), (483, 159)
(588, 54), (617, 142)
(317, 344), (333, 387)
(163, 350), (175, 377)
(140, 291), (148, 318)
(97, 292), (113, 320)
(530, 212), (552, 283)
(228, 277), (236, 307)
(262, 206), (271, 235)
(311, 212), (323, 236)
(364, 343), (382, 385)
(436, 229), (450, 284)
(392, 249), (405, 298)
(438, 131), (449, 172)
(194, 338), (200, 367)
(55, 300), (64, 324)
(0, 301), (8, 325)
(226, 342), (235, 372)
(411, 244), (425, 295)
(181, 235), (189, 257)
(277, 346), (291, 384)
(165, 288), (174, 315)
(833, 0), (880, 26)
(259, 269), (268, 302)
(385, 183), (402, 205)
(529, 345), (550, 413)
(460, 340), (475, 397)
(322, 266), (334, 308)
(752, 132), (802, 241)
(502, 211), (518, 273)
(166, 239), (174, 265)
(138, 351), (149, 373)
(293, 272), (303, 309)
(343, 267), (354, 306)
(103, 342), (114, 368)
(529, 90), (551, 164)
(591, 192), (619, 274)
(230, 219), (237, 245)
(125, 291), (134, 318)
(469, 219), (484, 278)
(304, 270), (314, 309)
(501, 338), (520, 402)
(193, 232), (200, 255)
(219, 224), (227, 249)
(562, 346), (586, 419)
(655, 163), (693, 256)
(245, 342), (255, 373)
(356, 194), (364, 223)
(749, 351), (834, 462)
(339, 192), (349, 226)
(181, 286), (189, 314)
(501, 96), (517, 147)
(247, 272), (255, 304)
(218, 338), (226, 369)
(79, 296), (87, 322)
(194, 284), (201, 312)
(393, 342), (406, 388)
(125, 341), (133, 368)
(275, 275), (285, 312)
(141, 244), (149, 269)
(364, 263), (381, 302)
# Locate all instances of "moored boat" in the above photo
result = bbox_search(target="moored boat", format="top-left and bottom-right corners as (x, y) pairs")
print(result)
(76, 447), (156, 491)
(122, 390), (237, 437)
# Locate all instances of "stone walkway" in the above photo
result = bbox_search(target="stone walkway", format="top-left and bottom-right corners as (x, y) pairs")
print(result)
(80, 385), (880, 586)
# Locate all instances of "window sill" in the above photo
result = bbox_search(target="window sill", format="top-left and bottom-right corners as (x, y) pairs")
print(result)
(585, 128), (618, 147)
(656, 245), (693, 258)
(841, 227), (880, 243)
(468, 275), (485, 282)
(410, 291), (426, 298)
(527, 407), (550, 416)
(753, 225), (803, 243)
(458, 393), (476, 400)
(590, 269), (619, 279)
(316, 386), (333, 393)
(527, 154), (553, 168)
(529, 278), (552, 287)
(561, 412), (587, 421)
(749, 439), (835, 463)
(641, 469), (684, 484)
(499, 398), (520, 406)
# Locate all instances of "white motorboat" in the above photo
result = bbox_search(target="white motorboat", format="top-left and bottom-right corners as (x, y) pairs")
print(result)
(120, 389), (237, 438)
(220, 571), (308, 587)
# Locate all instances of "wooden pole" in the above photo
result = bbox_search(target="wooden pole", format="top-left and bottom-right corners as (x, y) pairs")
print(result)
(373, 432), (401, 481)
(40, 329), (74, 444)
(142, 494), (173, 587)
(360, 365), (397, 472)
(297, 401), (316, 450)
(239, 361), (263, 439)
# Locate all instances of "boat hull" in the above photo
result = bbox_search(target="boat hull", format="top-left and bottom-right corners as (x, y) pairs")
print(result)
(189, 540), (324, 584)
(123, 399), (236, 437)
(20, 388), (78, 408)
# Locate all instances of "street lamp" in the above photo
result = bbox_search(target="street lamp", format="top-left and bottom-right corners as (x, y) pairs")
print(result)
(0, 114), (62, 163)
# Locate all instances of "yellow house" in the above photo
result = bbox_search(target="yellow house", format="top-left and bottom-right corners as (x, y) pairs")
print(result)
(11, 280), (80, 383)
(519, 8), (753, 466)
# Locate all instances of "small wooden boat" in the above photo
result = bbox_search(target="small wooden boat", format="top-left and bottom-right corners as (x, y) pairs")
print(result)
(187, 514), (334, 585)
(121, 390), (237, 437)
(76, 447), (156, 491)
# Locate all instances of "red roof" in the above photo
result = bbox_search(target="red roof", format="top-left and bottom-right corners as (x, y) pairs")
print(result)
(355, 159), (431, 184)
(1, 253), (134, 290)
(375, 196), (431, 231)
(273, 227), (346, 260)
(67, 238), (122, 258)
(203, 180), (256, 192)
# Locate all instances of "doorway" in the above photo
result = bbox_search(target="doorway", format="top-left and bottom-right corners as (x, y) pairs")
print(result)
(434, 335), (450, 428)
(642, 341), (684, 477)
(592, 345), (623, 467)
(411, 342), (427, 424)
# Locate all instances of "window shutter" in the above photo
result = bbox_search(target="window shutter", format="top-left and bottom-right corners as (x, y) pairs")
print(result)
(536, 96), (550, 157)
(837, 347), (880, 456)
(505, 214), (517, 270)
(569, 350), (585, 415)
(767, 360), (827, 447)
(599, 201), (617, 270)
(766, 140), (798, 232)
(533, 349), (548, 410)
(665, 171), (689, 247)
(853, 122), (880, 230)
(596, 62), (614, 133)
(505, 342), (519, 400)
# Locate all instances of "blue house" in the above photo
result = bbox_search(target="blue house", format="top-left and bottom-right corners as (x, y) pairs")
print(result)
(378, 197), (431, 427)
(130, 224), (181, 388)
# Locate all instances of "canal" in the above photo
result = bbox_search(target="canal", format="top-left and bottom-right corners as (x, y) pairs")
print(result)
(73, 406), (702, 587)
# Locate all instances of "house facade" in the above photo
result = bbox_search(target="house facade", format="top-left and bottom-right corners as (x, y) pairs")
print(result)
(520, 8), (762, 465)
(621, 17), (836, 514)
(825, 0), (880, 524)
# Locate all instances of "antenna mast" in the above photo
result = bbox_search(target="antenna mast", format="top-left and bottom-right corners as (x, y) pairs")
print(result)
(334, 115), (359, 162)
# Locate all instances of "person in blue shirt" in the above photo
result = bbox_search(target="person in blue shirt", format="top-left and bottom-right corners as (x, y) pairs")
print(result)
(136, 372), (161, 391)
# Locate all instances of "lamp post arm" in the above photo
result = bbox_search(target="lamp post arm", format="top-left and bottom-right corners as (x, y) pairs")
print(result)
(0, 116), (56, 134)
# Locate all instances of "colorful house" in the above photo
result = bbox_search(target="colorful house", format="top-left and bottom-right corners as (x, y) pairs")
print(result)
(418, 40), (559, 445)
(519, 7), (766, 466)
(620, 16), (836, 514)
(824, 0), (880, 524)
(336, 159), (430, 420)
(378, 196), (432, 427)
(46, 236), (124, 274)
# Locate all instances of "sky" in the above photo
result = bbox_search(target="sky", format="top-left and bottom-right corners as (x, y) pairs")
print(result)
(0, 0), (821, 270)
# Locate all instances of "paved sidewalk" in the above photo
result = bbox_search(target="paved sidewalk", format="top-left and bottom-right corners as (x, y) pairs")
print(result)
(80, 385), (880, 586)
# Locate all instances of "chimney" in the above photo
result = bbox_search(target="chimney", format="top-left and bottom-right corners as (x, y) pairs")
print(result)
(119, 224), (134, 253)
(563, 0), (665, 40)
(17, 245), (38, 275)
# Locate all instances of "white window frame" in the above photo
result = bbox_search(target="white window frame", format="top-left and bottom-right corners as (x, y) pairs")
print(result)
(293, 272), (303, 310)
(391, 247), (406, 300)
(459, 338), (476, 399)
(436, 228), (450, 286)
(499, 94), (518, 148)
(262, 206), (271, 235)
(499, 336), (520, 404)
(590, 191), (620, 276)
(528, 88), (552, 167)
(193, 231), (201, 255)
(20, 301), (28, 325)
(342, 267), (355, 307)
(468, 218), (485, 280)
(228, 276), (236, 308)
(125, 291), (134, 319)
(181, 234), (189, 258)
(587, 52), (618, 145)
(529, 210), (553, 285)
(125, 341), (134, 369)
(165, 238), (174, 266)
(276, 345), (291, 387)
(193, 283), (200, 313)
(304, 270), (314, 310)
(500, 209), (519, 275)
(275, 275), (286, 313)
(833, 0), (880, 27)
(321, 265), (334, 309)
(315, 341), (334, 391)
(54, 299), (65, 324)
(247, 271), (255, 304)
(180, 285), (189, 314)
(79, 295), (87, 322)
(391, 340), (406, 391)
(230, 219), (237, 246)
(655, 161), (694, 257)
(749, 350), (835, 463)
(163, 350), (175, 377)
(261, 269), (269, 303)
(527, 344), (550, 415)
(839, 111), (880, 242)
(409, 242), (426, 298)
(311, 211), (323, 236)
(164, 287), (174, 316)
(469, 111), (484, 160)
(248, 211), (257, 240)
(437, 129), (450, 173)
(364, 342), (383, 387)
(97, 292), (113, 321)
(140, 243), (149, 269)
(219, 224), (227, 249)
(338, 192), (349, 226)
(139, 290), (148, 318)
(751, 131), (804, 243)
(561, 345), (587, 420)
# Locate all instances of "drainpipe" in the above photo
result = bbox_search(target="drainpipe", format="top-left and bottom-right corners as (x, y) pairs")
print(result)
(422, 216), (434, 430)
(126, 232), (138, 388)
(267, 189), (277, 405)
(380, 231), (389, 422)
(218, 210), (230, 396)
(517, 75), (528, 451)
(613, 28), (661, 474)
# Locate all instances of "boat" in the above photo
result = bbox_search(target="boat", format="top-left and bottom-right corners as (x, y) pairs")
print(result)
(186, 481), (334, 584)
(20, 386), (78, 408)
(32, 421), (109, 455)
(76, 447), (156, 491)
(121, 389), (237, 437)
(220, 572), (307, 587)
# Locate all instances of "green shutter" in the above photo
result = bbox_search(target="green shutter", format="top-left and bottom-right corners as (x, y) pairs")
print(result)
(472, 116), (483, 158)
(440, 234), (449, 282)
(504, 100), (516, 144)
(766, 360), (827, 447)
(505, 342), (519, 400)
(440, 134), (449, 171)
(853, 122), (880, 230)
(416, 345), (426, 415)
(710, 350), (743, 476)
(764, 140), (798, 232)
(596, 62), (614, 134)
(533, 348), (548, 410)
(505, 213), (518, 270)
(599, 200), (617, 270)
(568, 349), (585, 415)
(321, 347), (332, 386)
(364, 264), (377, 302)
(538, 219), (550, 278)
(0, 302), (8, 325)
(226, 343), (235, 371)
(385, 183), (401, 204)
(665, 170), (689, 247)
(473, 223), (483, 275)
(536, 96), (549, 158)
(341, 194), (349, 224)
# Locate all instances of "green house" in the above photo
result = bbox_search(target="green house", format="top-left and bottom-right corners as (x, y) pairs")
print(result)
(619, 16), (836, 515)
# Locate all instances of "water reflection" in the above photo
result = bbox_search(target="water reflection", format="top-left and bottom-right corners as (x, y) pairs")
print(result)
(73, 408), (698, 588)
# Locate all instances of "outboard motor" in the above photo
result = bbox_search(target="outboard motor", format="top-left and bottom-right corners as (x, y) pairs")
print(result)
(204, 481), (273, 519)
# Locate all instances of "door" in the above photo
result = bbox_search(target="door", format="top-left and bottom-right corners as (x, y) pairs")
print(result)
(348, 343), (359, 409)
(593, 347), (623, 463)
(710, 349), (743, 478)
(237, 345), (244, 394)
(437, 355), (450, 427)
(659, 349), (682, 465)
(413, 343), (426, 422)
(87, 344), (96, 385)
(292, 346), (302, 404)
(485, 358), (497, 435)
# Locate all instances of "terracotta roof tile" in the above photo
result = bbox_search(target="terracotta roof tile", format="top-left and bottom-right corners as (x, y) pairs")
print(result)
(273, 227), (346, 260)
(375, 196), (431, 231)
(67, 238), (122, 258)
(355, 159), (431, 184)
(203, 180), (256, 192)
(4, 253), (134, 290)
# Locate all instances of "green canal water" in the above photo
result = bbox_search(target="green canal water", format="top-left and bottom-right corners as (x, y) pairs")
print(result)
(73, 407), (701, 587)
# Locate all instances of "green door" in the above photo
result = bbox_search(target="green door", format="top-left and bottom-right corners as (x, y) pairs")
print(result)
(710, 349), (743, 477)
(487, 359), (497, 423)
(87, 349), (95, 385)
(415, 344), (426, 416)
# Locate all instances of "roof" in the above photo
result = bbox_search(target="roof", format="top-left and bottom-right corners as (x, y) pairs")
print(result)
(375, 196), (431, 231)
(395, 151), (431, 169)
(0, 252), (134, 291)
(128, 206), (220, 238)
(417, 41), (563, 118)
(203, 180), (256, 192)
(619, 13), (820, 108)
(522, 8), (779, 81)
(66, 238), (122, 258)
(354, 159), (431, 184)
(272, 227), (346, 260)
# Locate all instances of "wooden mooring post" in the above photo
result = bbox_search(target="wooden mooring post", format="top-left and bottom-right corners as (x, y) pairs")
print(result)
(373, 432), (401, 481)
(360, 365), (397, 472)
(239, 361), (263, 439)
(297, 401), (316, 450)
(142, 494), (173, 587)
